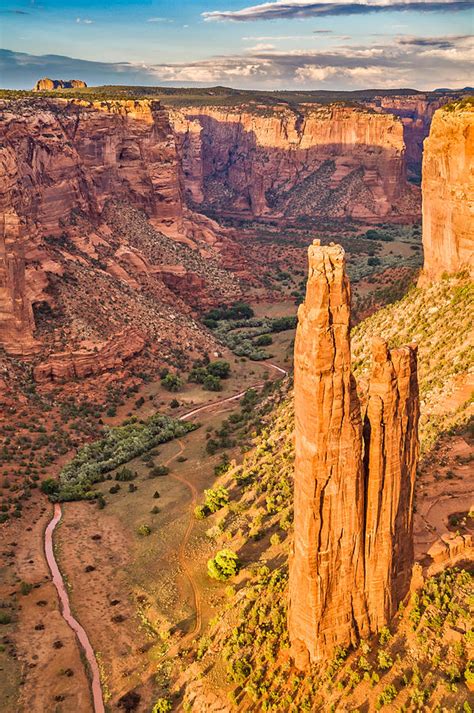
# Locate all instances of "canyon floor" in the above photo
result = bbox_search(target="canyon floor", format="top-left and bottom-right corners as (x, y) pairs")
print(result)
(0, 219), (471, 713)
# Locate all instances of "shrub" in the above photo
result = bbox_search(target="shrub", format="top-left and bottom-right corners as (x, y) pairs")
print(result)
(152, 699), (172, 713)
(207, 549), (240, 581)
(170, 399), (179, 409)
(188, 366), (208, 384)
(161, 373), (183, 392)
(115, 467), (135, 482)
(149, 465), (169, 477)
(0, 611), (12, 624)
(254, 334), (273, 346)
(207, 360), (231, 379)
(203, 374), (222, 392)
(41, 478), (59, 496)
(137, 524), (151, 537)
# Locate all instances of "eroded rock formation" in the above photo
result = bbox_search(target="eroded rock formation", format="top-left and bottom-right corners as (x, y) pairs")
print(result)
(289, 241), (419, 666)
(33, 329), (145, 382)
(33, 78), (87, 91)
(0, 210), (38, 355)
(419, 102), (474, 283)
(172, 105), (418, 221)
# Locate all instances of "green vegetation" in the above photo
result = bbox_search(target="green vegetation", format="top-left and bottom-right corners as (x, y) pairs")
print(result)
(160, 373), (183, 392)
(203, 306), (297, 361)
(194, 485), (229, 519)
(151, 698), (172, 713)
(56, 414), (196, 500)
(207, 549), (240, 581)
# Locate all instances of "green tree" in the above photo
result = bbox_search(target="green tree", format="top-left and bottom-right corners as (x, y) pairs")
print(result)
(152, 699), (172, 713)
(207, 360), (231, 379)
(161, 373), (183, 392)
(203, 374), (222, 392)
(207, 549), (240, 581)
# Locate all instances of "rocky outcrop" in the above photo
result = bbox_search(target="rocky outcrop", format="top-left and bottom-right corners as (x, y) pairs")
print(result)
(0, 210), (38, 355)
(172, 105), (418, 221)
(419, 103), (474, 283)
(289, 241), (419, 666)
(33, 78), (87, 91)
(33, 329), (145, 382)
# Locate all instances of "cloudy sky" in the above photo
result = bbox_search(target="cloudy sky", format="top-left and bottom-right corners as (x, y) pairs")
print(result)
(1, 0), (473, 89)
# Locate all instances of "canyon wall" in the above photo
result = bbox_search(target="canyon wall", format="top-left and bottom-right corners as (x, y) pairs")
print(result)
(0, 98), (242, 359)
(420, 103), (474, 283)
(365, 94), (451, 183)
(172, 105), (418, 221)
(289, 241), (419, 666)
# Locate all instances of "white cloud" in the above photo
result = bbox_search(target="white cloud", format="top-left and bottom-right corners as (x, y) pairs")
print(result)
(203, 0), (473, 22)
(76, 17), (93, 24)
(147, 17), (173, 23)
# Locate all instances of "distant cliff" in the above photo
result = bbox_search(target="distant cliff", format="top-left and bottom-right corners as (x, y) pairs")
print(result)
(33, 78), (87, 91)
(420, 100), (474, 283)
(172, 104), (419, 222)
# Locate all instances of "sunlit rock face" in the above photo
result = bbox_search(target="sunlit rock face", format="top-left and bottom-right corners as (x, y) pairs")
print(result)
(420, 104), (474, 284)
(289, 241), (419, 667)
(171, 105), (419, 221)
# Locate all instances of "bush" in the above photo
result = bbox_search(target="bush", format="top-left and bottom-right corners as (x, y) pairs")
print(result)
(41, 478), (59, 496)
(115, 467), (135, 482)
(254, 334), (273, 346)
(152, 699), (172, 713)
(203, 374), (222, 392)
(207, 360), (231, 379)
(207, 549), (240, 581)
(188, 366), (208, 384)
(137, 524), (152, 537)
(0, 611), (12, 624)
(149, 465), (169, 477)
(161, 373), (183, 392)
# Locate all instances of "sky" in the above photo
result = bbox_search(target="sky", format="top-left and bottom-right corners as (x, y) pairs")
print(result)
(1, 0), (473, 90)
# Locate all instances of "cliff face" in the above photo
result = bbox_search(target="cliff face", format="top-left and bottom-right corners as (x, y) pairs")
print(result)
(289, 241), (419, 666)
(365, 94), (451, 183)
(0, 210), (38, 354)
(172, 105), (418, 221)
(0, 98), (242, 360)
(420, 104), (474, 283)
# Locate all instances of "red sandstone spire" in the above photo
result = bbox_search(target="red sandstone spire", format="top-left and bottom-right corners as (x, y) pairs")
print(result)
(289, 241), (419, 667)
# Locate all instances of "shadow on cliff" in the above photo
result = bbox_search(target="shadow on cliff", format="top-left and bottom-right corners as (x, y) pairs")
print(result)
(183, 114), (419, 222)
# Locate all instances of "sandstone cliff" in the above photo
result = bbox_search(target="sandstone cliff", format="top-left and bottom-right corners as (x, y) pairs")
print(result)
(0, 210), (38, 354)
(33, 78), (87, 91)
(0, 98), (241, 359)
(420, 102), (474, 283)
(171, 105), (418, 221)
(289, 241), (419, 666)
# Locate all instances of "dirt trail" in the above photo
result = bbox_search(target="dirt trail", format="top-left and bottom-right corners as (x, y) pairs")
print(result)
(44, 361), (287, 708)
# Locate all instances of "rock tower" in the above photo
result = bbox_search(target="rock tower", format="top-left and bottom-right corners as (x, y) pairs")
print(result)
(288, 241), (419, 667)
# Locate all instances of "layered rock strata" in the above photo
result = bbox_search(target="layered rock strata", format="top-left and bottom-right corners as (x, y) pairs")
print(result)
(419, 103), (474, 283)
(289, 241), (419, 667)
(33, 329), (145, 383)
(0, 210), (38, 354)
(172, 105), (418, 220)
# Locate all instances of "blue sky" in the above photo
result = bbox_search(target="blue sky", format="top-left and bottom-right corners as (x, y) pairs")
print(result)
(1, 0), (473, 89)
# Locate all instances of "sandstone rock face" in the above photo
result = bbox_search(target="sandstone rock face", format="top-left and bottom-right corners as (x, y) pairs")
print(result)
(0, 98), (242, 357)
(363, 337), (419, 630)
(172, 105), (418, 220)
(33, 78), (87, 91)
(33, 329), (145, 382)
(365, 94), (451, 183)
(289, 241), (419, 666)
(0, 210), (38, 354)
(420, 104), (474, 283)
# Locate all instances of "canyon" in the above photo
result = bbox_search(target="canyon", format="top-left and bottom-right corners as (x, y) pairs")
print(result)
(289, 240), (419, 667)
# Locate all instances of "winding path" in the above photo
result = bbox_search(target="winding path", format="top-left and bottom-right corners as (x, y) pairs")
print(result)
(44, 361), (287, 712)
